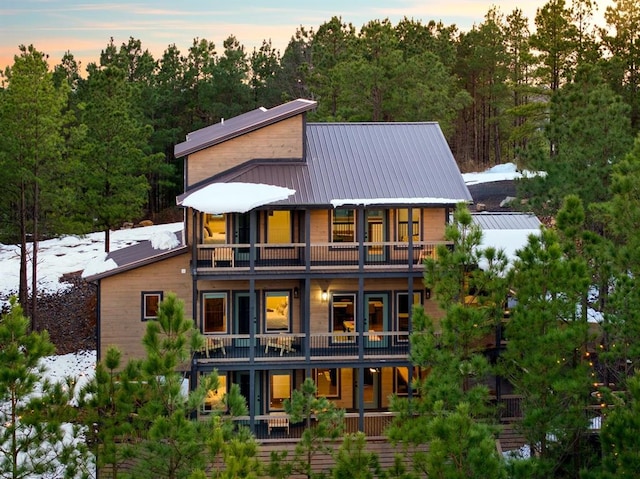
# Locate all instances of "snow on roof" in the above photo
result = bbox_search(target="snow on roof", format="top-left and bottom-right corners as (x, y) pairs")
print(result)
(179, 182), (296, 214)
(462, 162), (545, 185)
(331, 197), (470, 207)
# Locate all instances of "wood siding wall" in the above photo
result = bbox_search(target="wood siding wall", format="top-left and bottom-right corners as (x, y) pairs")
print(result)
(99, 253), (192, 363)
(186, 116), (304, 187)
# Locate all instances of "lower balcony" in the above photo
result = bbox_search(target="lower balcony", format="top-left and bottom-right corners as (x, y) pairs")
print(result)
(196, 332), (410, 363)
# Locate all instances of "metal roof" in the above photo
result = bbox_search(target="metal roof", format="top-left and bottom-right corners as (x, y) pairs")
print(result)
(174, 99), (317, 158)
(472, 212), (542, 230)
(184, 122), (472, 208)
(84, 231), (187, 281)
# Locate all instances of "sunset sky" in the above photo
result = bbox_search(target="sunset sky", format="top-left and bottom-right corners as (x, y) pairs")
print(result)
(1, 0), (614, 73)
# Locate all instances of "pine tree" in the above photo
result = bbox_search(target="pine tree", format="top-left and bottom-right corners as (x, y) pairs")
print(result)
(127, 292), (209, 479)
(0, 297), (90, 478)
(388, 203), (508, 478)
(275, 377), (345, 479)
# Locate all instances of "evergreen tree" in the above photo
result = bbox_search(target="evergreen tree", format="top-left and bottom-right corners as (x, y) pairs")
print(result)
(128, 292), (210, 479)
(0, 45), (67, 327)
(388, 203), (508, 478)
(332, 432), (381, 479)
(0, 298), (90, 478)
(498, 225), (593, 478)
(273, 377), (345, 479)
(78, 62), (156, 252)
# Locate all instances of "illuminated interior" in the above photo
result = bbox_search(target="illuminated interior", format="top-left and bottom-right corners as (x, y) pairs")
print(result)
(203, 214), (226, 244)
(267, 211), (291, 243)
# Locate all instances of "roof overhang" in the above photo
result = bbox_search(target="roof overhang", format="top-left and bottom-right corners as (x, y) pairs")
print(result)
(177, 182), (296, 214)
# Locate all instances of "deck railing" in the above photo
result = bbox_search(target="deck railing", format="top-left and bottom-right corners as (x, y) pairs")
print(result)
(201, 412), (398, 441)
(196, 241), (450, 273)
(197, 332), (410, 363)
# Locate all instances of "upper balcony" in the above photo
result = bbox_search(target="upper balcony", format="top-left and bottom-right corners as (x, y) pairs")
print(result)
(194, 240), (450, 275)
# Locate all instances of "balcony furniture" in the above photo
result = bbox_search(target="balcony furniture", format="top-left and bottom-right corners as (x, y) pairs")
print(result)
(202, 337), (226, 357)
(368, 329), (382, 342)
(267, 412), (290, 435)
(343, 320), (355, 332)
(264, 333), (295, 356)
(213, 247), (234, 267)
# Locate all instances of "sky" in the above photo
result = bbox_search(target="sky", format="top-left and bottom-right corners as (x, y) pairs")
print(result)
(0, 0), (615, 75)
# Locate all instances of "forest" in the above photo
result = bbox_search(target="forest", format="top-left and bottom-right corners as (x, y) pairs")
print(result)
(1, 0), (640, 476)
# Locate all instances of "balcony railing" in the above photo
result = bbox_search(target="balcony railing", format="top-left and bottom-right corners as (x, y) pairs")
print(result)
(199, 412), (398, 441)
(197, 332), (410, 363)
(195, 241), (450, 273)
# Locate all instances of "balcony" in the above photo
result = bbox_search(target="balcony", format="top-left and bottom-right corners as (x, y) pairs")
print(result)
(195, 241), (450, 274)
(196, 332), (410, 364)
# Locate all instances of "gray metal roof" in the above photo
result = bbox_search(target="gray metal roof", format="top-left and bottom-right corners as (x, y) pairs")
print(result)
(84, 231), (187, 281)
(174, 99), (317, 158)
(472, 212), (542, 230)
(183, 122), (472, 208)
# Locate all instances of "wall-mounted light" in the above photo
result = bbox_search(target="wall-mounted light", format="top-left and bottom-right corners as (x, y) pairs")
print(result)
(425, 288), (431, 300)
(321, 290), (329, 302)
(293, 287), (299, 298)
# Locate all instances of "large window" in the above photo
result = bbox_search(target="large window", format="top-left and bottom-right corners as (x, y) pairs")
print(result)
(203, 373), (227, 412)
(331, 294), (356, 335)
(203, 213), (226, 244)
(203, 293), (227, 333)
(265, 291), (290, 332)
(267, 211), (292, 244)
(396, 208), (420, 242)
(269, 371), (292, 411)
(315, 368), (340, 398)
(142, 292), (162, 321)
(332, 209), (355, 242)
(397, 292), (421, 340)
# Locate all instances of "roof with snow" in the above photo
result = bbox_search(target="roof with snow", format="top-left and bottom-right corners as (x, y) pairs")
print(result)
(472, 212), (542, 230)
(177, 118), (472, 211)
(83, 230), (187, 282)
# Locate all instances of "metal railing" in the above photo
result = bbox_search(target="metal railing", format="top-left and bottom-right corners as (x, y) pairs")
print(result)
(197, 332), (410, 363)
(202, 412), (398, 441)
(195, 241), (450, 273)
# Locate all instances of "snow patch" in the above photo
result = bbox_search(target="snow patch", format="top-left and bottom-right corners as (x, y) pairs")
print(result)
(180, 182), (295, 214)
(151, 230), (180, 250)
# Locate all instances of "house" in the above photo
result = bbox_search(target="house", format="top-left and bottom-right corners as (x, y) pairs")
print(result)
(87, 98), (473, 438)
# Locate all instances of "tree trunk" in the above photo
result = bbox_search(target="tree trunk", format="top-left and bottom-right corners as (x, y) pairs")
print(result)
(19, 181), (29, 313)
(105, 228), (111, 253)
(31, 180), (39, 331)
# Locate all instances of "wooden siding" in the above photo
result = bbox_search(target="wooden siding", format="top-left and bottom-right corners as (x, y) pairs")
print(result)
(99, 253), (192, 364)
(187, 116), (303, 187)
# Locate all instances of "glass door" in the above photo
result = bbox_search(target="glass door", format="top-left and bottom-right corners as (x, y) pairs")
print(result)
(233, 292), (256, 347)
(364, 293), (388, 348)
(365, 210), (386, 262)
(354, 367), (380, 410)
(234, 212), (251, 263)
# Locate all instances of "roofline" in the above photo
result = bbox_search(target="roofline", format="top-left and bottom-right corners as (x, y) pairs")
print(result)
(84, 245), (189, 282)
(174, 99), (317, 158)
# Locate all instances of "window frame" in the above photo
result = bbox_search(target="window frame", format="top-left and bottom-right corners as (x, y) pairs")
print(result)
(395, 208), (421, 243)
(314, 368), (341, 398)
(396, 291), (422, 341)
(331, 208), (356, 243)
(202, 292), (228, 334)
(264, 290), (291, 333)
(141, 291), (163, 321)
(268, 370), (292, 412)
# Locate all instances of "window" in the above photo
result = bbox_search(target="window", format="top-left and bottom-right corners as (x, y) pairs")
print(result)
(397, 292), (421, 340)
(267, 211), (292, 244)
(396, 208), (420, 242)
(203, 373), (227, 412)
(394, 367), (410, 396)
(332, 209), (355, 242)
(269, 371), (292, 411)
(142, 292), (162, 321)
(265, 291), (290, 332)
(203, 213), (226, 244)
(332, 294), (356, 336)
(315, 368), (340, 398)
(203, 293), (227, 333)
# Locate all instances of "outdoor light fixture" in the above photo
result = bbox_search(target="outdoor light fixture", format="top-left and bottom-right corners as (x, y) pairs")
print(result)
(293, 287), (299, 298)
(321, 290), (329, 302)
